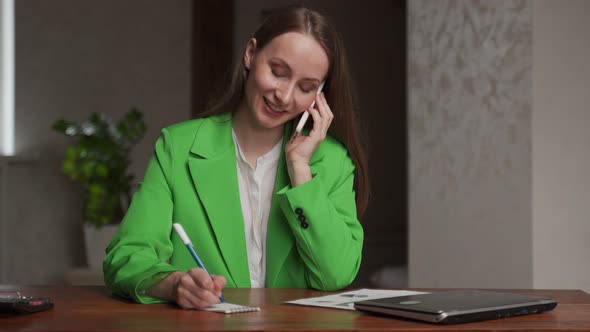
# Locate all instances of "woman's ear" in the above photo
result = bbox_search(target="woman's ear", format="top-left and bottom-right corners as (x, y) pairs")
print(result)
(244, 38), (257, 69)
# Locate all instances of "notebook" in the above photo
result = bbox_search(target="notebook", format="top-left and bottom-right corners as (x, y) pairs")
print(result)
(201, 302), (260, 314)
(353, 290), (557, 324)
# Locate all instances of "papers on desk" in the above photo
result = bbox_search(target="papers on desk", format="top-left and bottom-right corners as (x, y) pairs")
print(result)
(285, 288), (428, 311)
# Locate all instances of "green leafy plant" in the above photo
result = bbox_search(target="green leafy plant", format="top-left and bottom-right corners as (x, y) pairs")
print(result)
(52, 108), (146, 228)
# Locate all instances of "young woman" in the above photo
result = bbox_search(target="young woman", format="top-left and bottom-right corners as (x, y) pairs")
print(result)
(103, 6), (369, 309)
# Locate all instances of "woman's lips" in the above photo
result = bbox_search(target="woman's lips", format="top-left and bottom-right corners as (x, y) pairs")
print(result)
(263, 98), (286, 117)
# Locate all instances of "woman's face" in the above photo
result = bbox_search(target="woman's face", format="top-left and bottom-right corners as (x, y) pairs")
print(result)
(240, 32), (329, 130)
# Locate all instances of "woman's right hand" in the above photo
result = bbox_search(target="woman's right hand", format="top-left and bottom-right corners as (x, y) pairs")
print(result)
(171, 268), (227, 309)
(147, 269), (227, 309)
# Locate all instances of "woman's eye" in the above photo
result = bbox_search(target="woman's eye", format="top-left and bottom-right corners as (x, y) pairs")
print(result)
(271, 69), (287, 77)
(300, 85), (316, 94)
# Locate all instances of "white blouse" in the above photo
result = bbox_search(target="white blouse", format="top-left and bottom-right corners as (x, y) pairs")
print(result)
(232, 130), (282, 288)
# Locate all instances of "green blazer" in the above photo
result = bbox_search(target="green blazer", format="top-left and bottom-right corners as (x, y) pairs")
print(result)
(103, 113), (363, 303)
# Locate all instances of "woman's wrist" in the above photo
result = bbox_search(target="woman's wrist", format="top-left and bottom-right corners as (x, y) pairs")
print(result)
(146, 271), (183, 301)
(287, 161), (312, 187)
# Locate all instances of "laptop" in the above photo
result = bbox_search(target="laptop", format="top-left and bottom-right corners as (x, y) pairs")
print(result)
(353, 289), (557, 324)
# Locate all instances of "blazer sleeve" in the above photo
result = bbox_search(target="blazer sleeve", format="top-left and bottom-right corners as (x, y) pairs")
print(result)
(103, 129), (178, 303)
(275, 144), (363, 291)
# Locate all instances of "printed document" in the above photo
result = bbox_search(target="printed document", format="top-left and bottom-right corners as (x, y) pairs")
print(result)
(285, 288), (428, 311)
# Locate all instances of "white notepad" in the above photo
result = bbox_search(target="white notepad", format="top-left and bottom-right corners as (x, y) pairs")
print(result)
(201, 302), (261, 314)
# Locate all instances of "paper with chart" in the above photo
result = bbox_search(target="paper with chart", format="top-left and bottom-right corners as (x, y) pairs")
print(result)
(285, 288), (428, 311)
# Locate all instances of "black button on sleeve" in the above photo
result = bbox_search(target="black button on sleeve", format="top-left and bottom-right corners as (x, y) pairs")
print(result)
(297, 214), (306, 222)
(295, 208), (303, 215)
(301, 221), (309, 229)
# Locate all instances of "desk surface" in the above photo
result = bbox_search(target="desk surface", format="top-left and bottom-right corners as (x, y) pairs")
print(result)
(1, 286), (589, 332)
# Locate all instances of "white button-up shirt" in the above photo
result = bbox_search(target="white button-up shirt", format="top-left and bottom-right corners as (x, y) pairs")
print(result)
(232, 130), (282, 288)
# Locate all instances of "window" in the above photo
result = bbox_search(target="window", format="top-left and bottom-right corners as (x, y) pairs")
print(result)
(0, 0), (14, 156)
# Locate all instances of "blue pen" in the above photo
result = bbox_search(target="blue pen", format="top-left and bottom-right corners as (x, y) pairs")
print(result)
(173, 223), (224, 303)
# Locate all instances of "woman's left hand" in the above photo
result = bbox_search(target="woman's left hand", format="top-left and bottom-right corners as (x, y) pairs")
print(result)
(286, 92), (333, 186)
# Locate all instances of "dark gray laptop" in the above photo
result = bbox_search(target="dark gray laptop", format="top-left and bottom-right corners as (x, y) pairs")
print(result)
(353, 290), (557, 324)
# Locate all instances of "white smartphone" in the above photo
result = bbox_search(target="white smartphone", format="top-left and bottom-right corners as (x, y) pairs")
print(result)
(295, 81), (326, 134)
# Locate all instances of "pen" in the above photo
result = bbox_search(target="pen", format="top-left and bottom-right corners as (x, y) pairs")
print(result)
(173, 223), (224, 303)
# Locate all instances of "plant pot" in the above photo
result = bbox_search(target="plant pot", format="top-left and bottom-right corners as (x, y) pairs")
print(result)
(83, 223), (118, 272)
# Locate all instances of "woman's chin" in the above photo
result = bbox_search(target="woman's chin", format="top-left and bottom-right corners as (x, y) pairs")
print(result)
(257, 110), (290, 128)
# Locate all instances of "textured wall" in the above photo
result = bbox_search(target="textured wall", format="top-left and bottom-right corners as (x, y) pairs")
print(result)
(408, 0), (533, 288)
(532, 0), (590, 293)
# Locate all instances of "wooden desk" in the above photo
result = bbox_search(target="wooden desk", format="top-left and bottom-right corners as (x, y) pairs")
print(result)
(1, 286), (589, 331)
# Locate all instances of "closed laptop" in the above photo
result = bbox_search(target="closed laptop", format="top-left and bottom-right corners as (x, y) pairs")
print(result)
(354, 290), (557, 324)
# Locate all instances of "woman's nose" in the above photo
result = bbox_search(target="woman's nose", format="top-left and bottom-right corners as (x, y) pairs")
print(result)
(274, 82), (295, 107)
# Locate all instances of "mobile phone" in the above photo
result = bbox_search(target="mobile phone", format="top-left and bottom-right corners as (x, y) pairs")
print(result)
(295, 81), (326, 133)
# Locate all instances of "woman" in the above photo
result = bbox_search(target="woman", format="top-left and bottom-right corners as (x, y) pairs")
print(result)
(103, 6), (369, 309)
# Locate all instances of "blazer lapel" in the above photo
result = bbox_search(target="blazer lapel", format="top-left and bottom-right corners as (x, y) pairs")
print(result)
(266, 123), (301, 287)
(187, 114), (250, 287)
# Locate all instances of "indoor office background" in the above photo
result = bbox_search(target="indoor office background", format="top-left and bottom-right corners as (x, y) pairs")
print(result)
(0, 0), (588, 294)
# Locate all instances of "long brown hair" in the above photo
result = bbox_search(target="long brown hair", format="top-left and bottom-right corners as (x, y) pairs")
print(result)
(200, 6), (369, 219)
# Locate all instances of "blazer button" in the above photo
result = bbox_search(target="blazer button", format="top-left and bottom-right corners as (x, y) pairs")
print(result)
(295, 208), (303, 215)
(301, 221), (309, 229)
(297, 214), (306, 222)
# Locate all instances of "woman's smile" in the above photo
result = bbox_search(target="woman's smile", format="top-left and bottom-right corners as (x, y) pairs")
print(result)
(263, 97), (287, 116)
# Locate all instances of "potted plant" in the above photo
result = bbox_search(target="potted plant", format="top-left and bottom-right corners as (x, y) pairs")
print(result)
(52, 108), (146, 271)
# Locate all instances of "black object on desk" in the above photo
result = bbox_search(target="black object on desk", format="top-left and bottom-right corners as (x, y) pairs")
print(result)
(0, 296), (54, 315)
(354, 290), (557, 324)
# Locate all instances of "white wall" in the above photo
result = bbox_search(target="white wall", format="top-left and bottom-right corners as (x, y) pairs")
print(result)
(532, 0), (590, 293)
(0, 0), (191, 284)
(16, 0), (191, 177)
